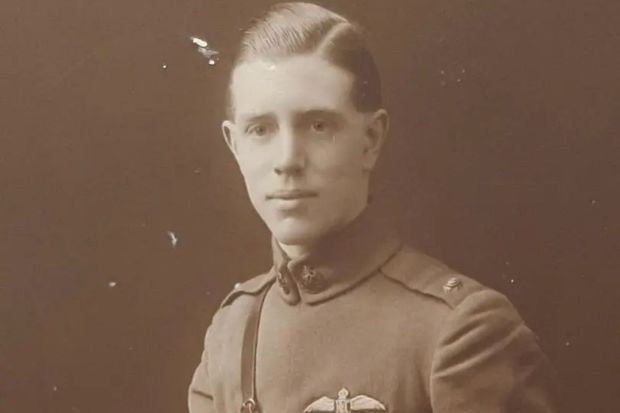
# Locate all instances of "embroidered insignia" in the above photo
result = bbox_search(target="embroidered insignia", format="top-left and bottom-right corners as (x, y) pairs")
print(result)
(304, 388), (387, 413)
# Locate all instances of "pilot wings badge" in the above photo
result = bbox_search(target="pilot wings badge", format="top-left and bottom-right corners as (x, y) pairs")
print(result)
(304, 388), (387, 413)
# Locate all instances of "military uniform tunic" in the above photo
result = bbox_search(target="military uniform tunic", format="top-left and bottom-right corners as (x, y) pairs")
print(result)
(189, 208), (557, 413)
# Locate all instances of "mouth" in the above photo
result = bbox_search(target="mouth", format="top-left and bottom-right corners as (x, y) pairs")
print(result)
(266, 189), (318, 200)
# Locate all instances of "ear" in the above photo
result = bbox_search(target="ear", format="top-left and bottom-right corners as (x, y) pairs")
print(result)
(222, 120), (239, 160)
(362, 108), (389, 171)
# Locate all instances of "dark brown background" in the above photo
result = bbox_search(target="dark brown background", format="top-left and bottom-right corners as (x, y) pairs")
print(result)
(2, 1), (619, 412)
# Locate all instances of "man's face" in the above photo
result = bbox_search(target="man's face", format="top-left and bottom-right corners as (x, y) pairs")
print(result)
(223, 54), (387, 247)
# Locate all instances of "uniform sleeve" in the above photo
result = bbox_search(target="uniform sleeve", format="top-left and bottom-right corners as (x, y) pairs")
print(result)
(188, 325), (215, 413)
(429, 290), (558, 412)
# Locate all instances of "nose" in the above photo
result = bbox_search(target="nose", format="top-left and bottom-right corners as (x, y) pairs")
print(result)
(273, 126), (305, 176)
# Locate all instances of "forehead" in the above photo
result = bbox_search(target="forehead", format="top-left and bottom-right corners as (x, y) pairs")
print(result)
(230, 54), (356, 119)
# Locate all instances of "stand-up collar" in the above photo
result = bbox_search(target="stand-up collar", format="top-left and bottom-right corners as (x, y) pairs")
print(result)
(271, 203), (402, 305)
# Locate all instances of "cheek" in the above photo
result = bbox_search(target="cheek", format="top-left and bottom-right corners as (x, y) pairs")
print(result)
(237, 143), (266, 172)
(313, 138), (365, 180)
(236, 148), (271, 193)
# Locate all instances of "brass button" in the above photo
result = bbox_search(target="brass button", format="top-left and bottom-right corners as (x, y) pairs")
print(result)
(443, 277), (462, 293)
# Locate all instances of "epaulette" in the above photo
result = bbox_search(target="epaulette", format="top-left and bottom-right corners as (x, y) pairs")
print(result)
(379, 246), (486, 309)
(219, 271), (275, 309)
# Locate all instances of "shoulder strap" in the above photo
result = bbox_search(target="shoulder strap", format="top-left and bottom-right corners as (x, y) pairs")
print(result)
(220, 272), (274, 309)
(380, 246), (485, 309)
(240, 281), (272, 413)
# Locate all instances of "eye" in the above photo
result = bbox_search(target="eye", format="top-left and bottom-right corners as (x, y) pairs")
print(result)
(310, 119), (329, 134)
(246, 123), (270, 137)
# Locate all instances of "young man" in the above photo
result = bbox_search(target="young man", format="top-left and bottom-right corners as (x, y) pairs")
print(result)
(189, 3), (557, 413)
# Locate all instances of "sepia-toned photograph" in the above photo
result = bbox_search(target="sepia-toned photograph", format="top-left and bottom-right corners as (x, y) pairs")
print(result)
(2, 1), (618, 413)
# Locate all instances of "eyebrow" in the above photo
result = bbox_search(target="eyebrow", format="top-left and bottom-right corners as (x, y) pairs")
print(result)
(237, 108), (346, 125)
(237, 113), (275, 124)
(297, 109), (344, 123)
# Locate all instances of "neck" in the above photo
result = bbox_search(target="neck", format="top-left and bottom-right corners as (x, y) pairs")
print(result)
(277, 241), (315, 260)
(277, 200), (369, 260)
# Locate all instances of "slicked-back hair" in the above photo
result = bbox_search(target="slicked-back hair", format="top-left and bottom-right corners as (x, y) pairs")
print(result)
(226, 2), (381, 119)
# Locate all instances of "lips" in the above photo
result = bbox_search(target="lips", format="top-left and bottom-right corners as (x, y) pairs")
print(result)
(266, 189), (318, 200)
